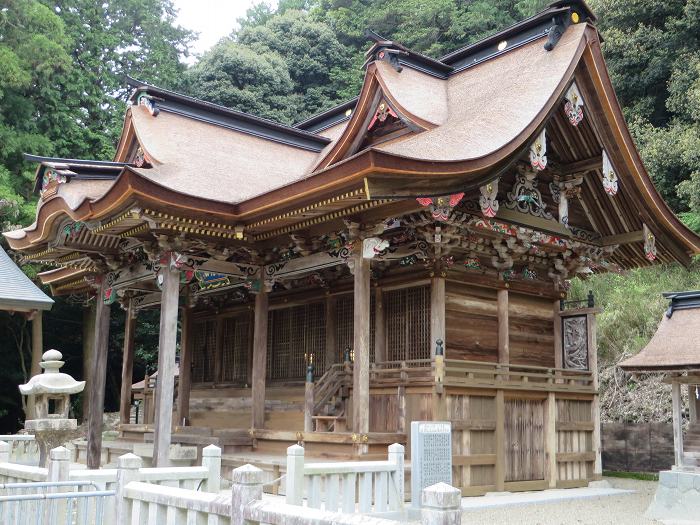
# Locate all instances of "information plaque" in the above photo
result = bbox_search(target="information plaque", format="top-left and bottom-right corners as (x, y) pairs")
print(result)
(410, 421), (452, 507)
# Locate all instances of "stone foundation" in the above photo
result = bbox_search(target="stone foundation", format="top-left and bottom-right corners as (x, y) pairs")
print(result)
(645, 470), (700, 521)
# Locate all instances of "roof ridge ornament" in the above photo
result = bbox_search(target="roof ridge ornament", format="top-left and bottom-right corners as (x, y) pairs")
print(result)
(564, 82), (585, 126)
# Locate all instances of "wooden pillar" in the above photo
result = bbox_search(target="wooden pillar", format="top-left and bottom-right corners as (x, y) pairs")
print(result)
(587, 312), (602, 476)
(251, 285), (269, 430)
(689, 384), (698, 425)
(325, 295), (336, 370)
(152, 261), (180, 467)
(553, 300), (562, 370)
(82, 303), (96, 421)
(177, 305), (193, 426)
(119, 300), (136, 425)
(545, 392), (557, 488)
(27, 311), (43, 419)
(87, 279), (111, 469)
(495, 389), (505, 491)
(430, 277), (445, 358)
(352, 252), (371, 438)
(374, 287), (386, 363)
(497, 289), (509, 365)
(672, 379), (684, 468)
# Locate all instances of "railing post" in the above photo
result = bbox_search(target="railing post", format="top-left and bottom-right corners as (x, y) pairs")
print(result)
(0, 441), (9, 463)
(46, 446), (70, 523)
(421, 482), (461, 525)
(201, 444), (222, 493)
(388, 443), (405, 508)
(115, 453), (143, 525)
(231, 464), (263, 524)
(285, 444), (305, 505)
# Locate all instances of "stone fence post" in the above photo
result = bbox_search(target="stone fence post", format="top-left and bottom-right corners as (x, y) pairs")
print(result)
(201, 444), (221, 493)
(285, 444), (305, 505)
(46, 446), (71, 523)
(0, 441), (9, 463)
(231, 464), (263, 524)
(421, 482), (462, 525)
(388, 443), (405, 506)
(115, 453), (143, 525)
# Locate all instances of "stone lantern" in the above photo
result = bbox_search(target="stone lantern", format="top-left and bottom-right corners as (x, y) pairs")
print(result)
(19, 349), (85, 466)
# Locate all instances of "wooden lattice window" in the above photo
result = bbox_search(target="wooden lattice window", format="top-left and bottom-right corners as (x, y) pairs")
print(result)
(192, 319), (217, 383)
(221, 314), (250, 384)
(334, 294), (376, 363)
(267, 302), (326, 381)
(385, 286), (430, 361)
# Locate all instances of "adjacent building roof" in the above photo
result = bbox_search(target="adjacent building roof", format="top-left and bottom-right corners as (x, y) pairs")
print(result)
(0, 245), (53, 312)
(619, 291), (700, 372)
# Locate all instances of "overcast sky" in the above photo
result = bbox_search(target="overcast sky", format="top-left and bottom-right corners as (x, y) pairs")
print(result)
(173, 0), (277, 62)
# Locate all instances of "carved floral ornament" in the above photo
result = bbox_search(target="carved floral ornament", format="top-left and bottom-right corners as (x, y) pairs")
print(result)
(505, 166), (553, 220)
(529, 128), (548, 171)
(564, 82), (585, 126)
(479, 179), (499, 218)
(367, 100), (398, 131)
(601, 150), (618, 196)
(416, 193), (465, 221)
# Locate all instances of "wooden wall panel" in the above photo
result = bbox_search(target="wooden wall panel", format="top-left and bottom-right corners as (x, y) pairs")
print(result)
(504, 399), (545, 482)
(508, 293), (555, 367)
(445, 283), (498, 362)
(369, 393), (399, 433)
(556, 398), (594, 482)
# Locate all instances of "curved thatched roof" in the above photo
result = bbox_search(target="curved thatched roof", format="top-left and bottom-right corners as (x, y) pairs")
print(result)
(0, 245), (53, 312)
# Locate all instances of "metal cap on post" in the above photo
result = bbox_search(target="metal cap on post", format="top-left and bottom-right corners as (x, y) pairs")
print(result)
(435, 339), (444, 356)
(587, 290), (595, 308)
(344, 346), (352, 363)
(306, 364), (314, 383)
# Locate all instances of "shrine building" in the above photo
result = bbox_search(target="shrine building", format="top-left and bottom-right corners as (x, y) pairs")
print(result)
(5, 0), (700, 495)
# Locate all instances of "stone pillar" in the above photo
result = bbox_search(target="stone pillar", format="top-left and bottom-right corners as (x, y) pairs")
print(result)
(251, 283), (269, 430)
(119, 299), (136, 425)
(87, 279), (111, 469)
(352, 251), (370, 439)
(152, 258), (180, 467)
(420, 482), (461, 525)
(231, 464), (264, 523)
(115, 453), (142, 525)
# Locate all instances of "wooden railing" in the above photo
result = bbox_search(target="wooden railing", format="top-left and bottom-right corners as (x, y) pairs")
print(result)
(369, 359), (434, 386)
(442, 359), (595, 393)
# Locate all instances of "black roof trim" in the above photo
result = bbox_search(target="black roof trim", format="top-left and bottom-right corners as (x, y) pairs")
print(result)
(295, 98), (358, 133)
(126, 77), (331, 152)
(25, 154), (127, 194)
(440, 1), (594, 71)
(663, 290), (700, 317)
(24, 154), (128, 168)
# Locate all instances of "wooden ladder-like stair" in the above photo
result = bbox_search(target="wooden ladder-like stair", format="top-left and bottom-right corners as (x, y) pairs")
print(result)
(311, 364), (351, 432)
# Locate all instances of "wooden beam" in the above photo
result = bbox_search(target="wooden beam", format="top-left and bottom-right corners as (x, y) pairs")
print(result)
(672, 379), (684, 468)
(599, 230), (643, 247)
(152, 261), (180, 467)
(28, 312), (43, 419)
(374, 287), (386, 363)
(352, 251), (371, 441)
(119, 300), (136, 425)
(251, 285), (269, 429)
(430, 277), (445, 358)
(177, 305), (193, 426)
(559, 155), (602, 176)
(497, 289), (509, 365)
(87, 278), (111, 469)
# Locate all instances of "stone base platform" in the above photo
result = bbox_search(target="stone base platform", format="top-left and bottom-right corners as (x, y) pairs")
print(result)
(645, 469), (700, 521)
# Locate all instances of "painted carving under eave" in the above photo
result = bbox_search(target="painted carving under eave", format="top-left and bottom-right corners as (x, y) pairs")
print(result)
(505, 166), (553, 220)
(564, 82), (584, 126)
(643, 223), (657, 261)
(362, 237), (390, 259)
(529, 128), (547, 171)
(416, 193), (465, 221)
(479, 179), (499, 218)
(367, 101), (398, 131)
(602, 150), (618, 196)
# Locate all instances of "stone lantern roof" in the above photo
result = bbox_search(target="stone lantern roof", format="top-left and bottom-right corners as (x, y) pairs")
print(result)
(19, 349), (85, 396)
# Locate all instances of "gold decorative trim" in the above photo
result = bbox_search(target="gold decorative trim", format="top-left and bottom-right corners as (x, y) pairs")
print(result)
(23, 247), (57, 261)
(253, 198), (390, 241)
(55, 252), (82, 263)
(93, 210), (140, 233)
(53, 277), (90, 293)
(247, 188), (366, 229)
(119, 224), (150, 238)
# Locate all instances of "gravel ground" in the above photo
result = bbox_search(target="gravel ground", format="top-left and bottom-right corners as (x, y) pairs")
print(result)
(461, 478), (667, 525)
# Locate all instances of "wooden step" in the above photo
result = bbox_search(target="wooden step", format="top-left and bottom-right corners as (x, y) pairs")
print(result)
(312, 415), (347, 432)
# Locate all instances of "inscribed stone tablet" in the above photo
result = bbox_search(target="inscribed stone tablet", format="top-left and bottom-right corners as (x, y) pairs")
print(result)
(411, 421), (452, 507)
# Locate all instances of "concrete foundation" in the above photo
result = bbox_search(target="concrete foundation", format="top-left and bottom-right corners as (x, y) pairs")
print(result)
(645, 470), (700, 521)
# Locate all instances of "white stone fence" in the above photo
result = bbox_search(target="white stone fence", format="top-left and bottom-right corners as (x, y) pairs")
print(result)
(0, 435), (38, 465)
(286, 443), (405, 515)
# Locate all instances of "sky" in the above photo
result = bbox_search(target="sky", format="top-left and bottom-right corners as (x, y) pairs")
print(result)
(172, 0), (276, 62)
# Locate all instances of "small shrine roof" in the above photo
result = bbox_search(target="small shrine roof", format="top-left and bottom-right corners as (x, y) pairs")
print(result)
(619, 292), (700, 372)
(0, 245), (53, 312)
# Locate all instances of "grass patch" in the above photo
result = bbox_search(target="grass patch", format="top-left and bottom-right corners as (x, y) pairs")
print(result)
(603, 470), (659, 481)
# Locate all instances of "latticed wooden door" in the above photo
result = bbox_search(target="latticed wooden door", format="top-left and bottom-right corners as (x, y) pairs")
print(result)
(384, 286), (430, 362)
(504, 399), (545, 481)
(191, 319), (217, 383)
(334, 294), (375, 363)
(220, 314), (250, 384)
